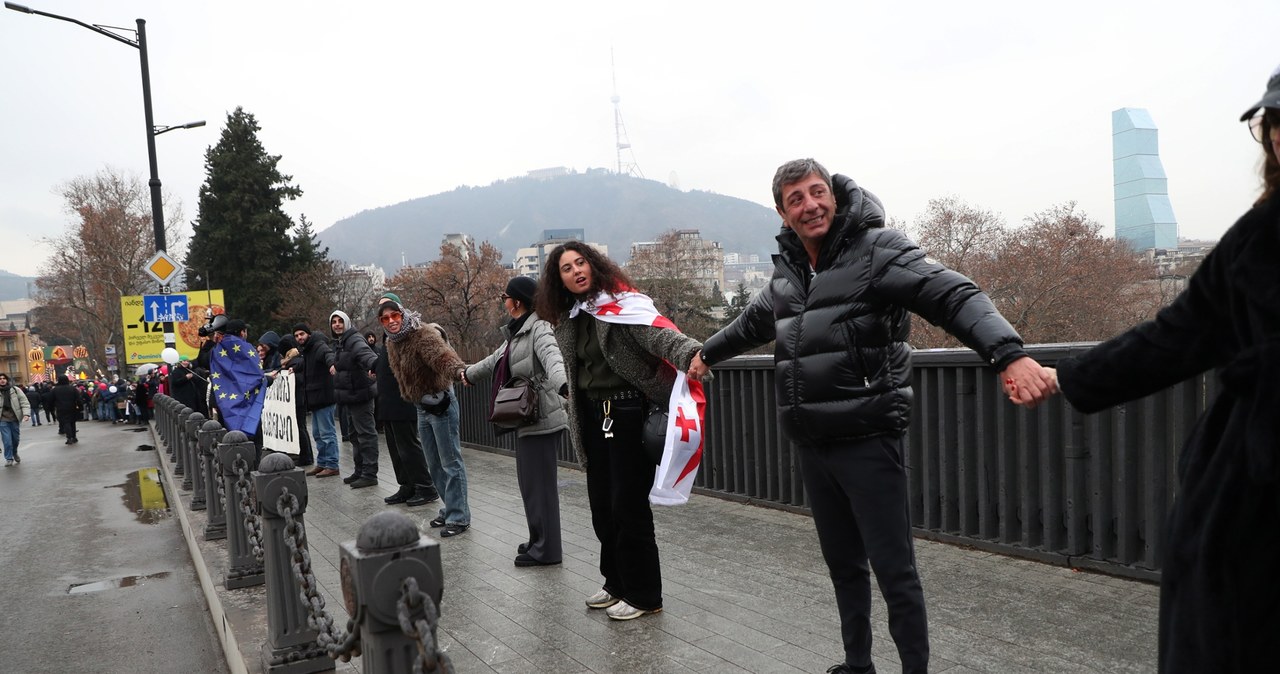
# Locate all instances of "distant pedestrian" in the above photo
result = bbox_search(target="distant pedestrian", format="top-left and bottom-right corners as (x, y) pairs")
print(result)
(24, 386), (41, 426)
(40, 382), (55, 424)
(463, 275), (568, 566)
(0, 373), (32, 465)
(52, 375), (80, 444)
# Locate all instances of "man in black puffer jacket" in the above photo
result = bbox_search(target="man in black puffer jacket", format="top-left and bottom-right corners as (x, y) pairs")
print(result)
(691, 158), (1056, 674)
(329, 310), (379, 488)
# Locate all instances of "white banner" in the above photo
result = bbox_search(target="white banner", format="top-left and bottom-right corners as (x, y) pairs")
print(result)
(261, 371), (301, 456)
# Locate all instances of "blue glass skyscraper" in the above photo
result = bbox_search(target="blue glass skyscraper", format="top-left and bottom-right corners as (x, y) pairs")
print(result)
(1112, 108), (1178, 250)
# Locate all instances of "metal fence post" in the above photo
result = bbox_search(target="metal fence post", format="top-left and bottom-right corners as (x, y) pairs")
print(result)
(217, 430), (264, 589)
(174, 406), (192, 476)
(252, 453), (331, 674)
(183, 411), (205, 492)
(201, 419), (228, 540)
(339, 511), (448, 673)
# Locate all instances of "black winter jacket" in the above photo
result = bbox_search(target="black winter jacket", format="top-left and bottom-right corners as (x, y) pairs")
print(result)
(332, 329), (377, 405)
(374, 342), (417, 423)
(701, 174), (1025, 444)
(1057, 193), (1280, 673)
(295, 334), (336, 411)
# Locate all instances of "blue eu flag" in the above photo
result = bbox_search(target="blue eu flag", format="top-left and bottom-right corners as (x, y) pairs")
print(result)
(210, 334), (266, 435)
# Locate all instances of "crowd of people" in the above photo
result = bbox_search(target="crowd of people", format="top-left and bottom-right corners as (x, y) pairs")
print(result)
(1, 368), (163, 461)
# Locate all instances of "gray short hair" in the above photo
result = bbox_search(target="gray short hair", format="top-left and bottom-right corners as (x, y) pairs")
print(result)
(772, 158), (832, 208)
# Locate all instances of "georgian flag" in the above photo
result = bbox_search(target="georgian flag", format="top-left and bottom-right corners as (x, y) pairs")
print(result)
(570, 290), (707, 506)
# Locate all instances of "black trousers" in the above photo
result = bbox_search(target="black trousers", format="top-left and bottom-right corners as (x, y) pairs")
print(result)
(516, 430), (563, 563)
(341, 400), (379, 479)
(383, 420), (436, 497)
(797, 434), (928, 674)
(580, 397), (662, 610)
(58, 413), (77, 440)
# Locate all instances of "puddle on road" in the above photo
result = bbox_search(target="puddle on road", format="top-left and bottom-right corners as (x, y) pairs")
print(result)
(68, 571), (171, 594)
(108, 468), (171, 524)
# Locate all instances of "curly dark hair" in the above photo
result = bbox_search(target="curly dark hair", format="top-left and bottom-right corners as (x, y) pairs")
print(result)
(534, 241), (633, 326)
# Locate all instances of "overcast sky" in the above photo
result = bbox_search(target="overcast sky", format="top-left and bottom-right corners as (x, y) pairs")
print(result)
(2, 0), (1276, 279)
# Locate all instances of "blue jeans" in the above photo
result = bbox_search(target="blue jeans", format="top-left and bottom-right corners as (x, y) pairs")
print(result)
(416, 389), (469, 526)
(310, 404), (339, 469)
(0, 420), (19, 461)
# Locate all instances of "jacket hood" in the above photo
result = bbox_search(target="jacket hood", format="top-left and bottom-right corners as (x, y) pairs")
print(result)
(330, 310), (351, 335)
(257, 330), (281, 350)
(777, 173), (885, 263)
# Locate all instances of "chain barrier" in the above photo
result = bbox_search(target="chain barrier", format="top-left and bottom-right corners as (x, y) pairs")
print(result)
(216, 459), (226, 508)
(278, 488), (362, 662)
(233, 455), (264, 564)
(397, 576), (454, 674)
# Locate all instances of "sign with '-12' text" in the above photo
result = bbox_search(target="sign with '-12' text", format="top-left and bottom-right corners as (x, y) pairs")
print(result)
(120, 289), (225, 365)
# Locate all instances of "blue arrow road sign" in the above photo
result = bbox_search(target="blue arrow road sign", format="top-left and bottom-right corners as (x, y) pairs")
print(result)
(144, 294), (189, 323)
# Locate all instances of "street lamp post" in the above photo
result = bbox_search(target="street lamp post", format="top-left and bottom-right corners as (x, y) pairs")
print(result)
(6, 2), (204, 359)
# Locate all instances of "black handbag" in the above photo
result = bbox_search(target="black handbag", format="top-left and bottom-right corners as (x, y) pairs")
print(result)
(489, 376), (540, 428)
(642, 403), (667, 464)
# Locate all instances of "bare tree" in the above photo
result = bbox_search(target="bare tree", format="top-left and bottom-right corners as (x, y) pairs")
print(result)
(905, 197), (1005, 349)
(34, 167), (183, 371)
(626, 230), (723, 341)
(982, 202), (1157, 344)
(387, 239), (508, 361)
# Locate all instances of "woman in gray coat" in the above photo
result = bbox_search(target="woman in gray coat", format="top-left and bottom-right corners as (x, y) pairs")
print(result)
(462, 275), (569, 566)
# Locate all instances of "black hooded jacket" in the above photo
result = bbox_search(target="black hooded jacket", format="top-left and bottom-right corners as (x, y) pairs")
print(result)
(701, 173), (1026, 444)
(330, 312), (377, 405)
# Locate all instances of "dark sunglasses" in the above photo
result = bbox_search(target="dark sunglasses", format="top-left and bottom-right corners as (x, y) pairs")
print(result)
(378, 311), (403, 324)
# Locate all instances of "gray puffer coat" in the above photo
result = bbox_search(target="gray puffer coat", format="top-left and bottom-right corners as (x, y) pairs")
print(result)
(465, 312), (568, 438)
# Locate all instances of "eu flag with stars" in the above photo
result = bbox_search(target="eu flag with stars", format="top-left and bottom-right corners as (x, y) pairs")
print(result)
(210, 334), (266, 435)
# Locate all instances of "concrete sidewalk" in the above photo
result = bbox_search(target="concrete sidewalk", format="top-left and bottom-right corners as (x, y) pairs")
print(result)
(161, 427), (1159, 674)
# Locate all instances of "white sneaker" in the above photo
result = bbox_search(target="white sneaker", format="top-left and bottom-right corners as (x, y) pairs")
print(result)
(4, 460), (12, 467)
(585, 589), (619, 609)
(605, 600), (661, 621)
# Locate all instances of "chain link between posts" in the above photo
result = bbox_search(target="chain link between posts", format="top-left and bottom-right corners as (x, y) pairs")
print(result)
(278, 488), (362, 662)
(232, 455), (264, 564)
(396, 576), (454, 674)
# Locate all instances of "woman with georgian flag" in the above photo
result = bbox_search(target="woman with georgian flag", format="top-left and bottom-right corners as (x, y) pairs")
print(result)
(534, 241), (707, 622)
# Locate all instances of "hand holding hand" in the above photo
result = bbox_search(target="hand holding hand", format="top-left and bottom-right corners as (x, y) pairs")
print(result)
(458, 369), (470, 386)
(1000, 356), (1059, 409)
(687, 351), (710, 382)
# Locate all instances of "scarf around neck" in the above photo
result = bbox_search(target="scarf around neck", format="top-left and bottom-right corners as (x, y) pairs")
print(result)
(385, 306), (425, 343)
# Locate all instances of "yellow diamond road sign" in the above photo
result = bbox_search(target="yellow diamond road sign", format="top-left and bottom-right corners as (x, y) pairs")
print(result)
(144, 251), (183, 286)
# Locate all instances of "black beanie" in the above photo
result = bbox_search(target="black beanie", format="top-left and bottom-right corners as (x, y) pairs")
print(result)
(291, 323), (311, 335)
(505, 275), (538, 308)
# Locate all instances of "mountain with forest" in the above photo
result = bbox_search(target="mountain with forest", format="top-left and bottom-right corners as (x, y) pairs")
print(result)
(317, 170), (782, 272)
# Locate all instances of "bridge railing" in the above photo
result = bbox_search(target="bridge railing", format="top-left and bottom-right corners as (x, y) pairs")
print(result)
(456, 343), (1208, 581)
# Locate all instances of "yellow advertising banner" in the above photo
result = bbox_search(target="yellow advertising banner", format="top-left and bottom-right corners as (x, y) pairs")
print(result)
(120, 289), (225, 364)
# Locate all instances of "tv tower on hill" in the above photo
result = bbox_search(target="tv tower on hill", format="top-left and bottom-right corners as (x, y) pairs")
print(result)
(611, 49), (644, 178)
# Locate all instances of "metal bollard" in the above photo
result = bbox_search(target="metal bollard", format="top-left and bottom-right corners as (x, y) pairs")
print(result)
(185, 412), (207, 507)
(183, 412), (205, 492)
(201, 419), (228, 538)
(252, 453), (331, 674)
(168, 399), (184, 458)
(217, 430), (264, 589)
(340, 511), (448, 673)
(158, 396), (171, 451)
(175, 406), (193, 475)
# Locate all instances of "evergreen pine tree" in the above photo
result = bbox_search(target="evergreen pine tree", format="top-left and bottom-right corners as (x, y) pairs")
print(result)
(185, 107), (302, 331)
(291, 214), (329, 271)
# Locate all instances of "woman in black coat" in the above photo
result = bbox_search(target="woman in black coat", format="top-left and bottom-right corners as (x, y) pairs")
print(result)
(1053, 70), (1280, 673)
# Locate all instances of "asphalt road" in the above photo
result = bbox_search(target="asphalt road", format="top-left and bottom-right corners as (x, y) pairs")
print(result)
(0, 415), (227, 674)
